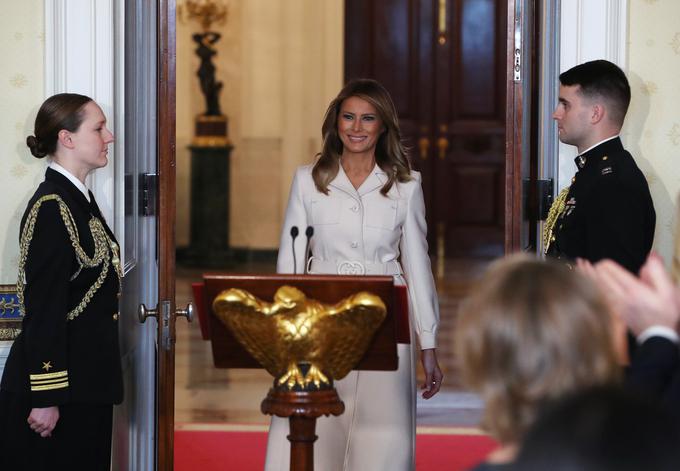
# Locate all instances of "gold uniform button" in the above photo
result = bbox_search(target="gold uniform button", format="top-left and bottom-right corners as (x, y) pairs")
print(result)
(571, 177), (576, 183)
(113, 313), (119, 321)
(602, 156), (608, 160)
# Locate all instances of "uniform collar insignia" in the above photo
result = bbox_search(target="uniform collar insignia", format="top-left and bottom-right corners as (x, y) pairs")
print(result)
(577, 136), (624, 169)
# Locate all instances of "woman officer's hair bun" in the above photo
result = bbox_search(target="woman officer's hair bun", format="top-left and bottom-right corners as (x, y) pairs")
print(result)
(27, 93), (93, 159)
(26, 135), (48, 158)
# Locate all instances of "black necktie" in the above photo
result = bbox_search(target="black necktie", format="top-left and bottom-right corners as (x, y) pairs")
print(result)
(88, 190), (101, 218)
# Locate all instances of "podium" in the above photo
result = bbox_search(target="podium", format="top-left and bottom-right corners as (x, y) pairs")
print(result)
(196, 274), (404, 471)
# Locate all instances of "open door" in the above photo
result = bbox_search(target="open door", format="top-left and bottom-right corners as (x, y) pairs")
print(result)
(155, 1), (184, 470)
(111, 1), (161, 470)
(505, 0), (538, 252)
(112, 1), (181, 470)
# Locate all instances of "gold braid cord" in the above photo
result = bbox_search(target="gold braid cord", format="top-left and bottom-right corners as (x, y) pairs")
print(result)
(16, 194), (122, 321)
(543, 187), (570, 254)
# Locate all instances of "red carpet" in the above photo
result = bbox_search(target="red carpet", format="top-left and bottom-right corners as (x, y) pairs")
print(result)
(175, 427), (496, 470)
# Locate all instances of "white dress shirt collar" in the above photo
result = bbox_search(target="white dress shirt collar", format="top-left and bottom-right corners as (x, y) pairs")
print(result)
(579, 135), (619, 157)
(48, 161), (91, 202)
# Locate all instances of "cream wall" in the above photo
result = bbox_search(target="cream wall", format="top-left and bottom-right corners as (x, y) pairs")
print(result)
(0, 3), (45, 283)
(176, 0), (344, 249)
(625, 0), (680, 263)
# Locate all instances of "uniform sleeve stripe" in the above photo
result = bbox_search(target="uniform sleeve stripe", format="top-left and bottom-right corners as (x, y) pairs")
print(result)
(29, 371), (68, 380)
(31, 377), (70, 386)
(31, 382), (69, 391)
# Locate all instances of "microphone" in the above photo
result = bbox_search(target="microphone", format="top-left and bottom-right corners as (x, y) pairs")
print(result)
(290, 226), (299, 274)
(304, 226), (314, 274)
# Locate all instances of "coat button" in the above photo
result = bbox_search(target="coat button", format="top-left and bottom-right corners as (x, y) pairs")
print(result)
(113, 313), (119, 321)
(350, 241), (359, 248)
(350, 205), (359, 212)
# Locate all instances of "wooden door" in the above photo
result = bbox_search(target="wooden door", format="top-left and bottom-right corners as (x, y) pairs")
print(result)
(345, 0), (507, 258)
(505, 0), (536, 252)
(157, 0), (178, 469)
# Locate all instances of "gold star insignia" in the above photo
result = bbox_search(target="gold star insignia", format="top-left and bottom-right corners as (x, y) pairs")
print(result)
(42, 361), (52, 371)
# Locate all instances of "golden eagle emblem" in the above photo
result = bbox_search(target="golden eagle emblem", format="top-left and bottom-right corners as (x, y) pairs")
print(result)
(212, 286), (386, 390)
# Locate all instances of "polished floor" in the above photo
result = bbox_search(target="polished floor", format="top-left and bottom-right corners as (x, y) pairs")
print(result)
(174, 257), (490, 429)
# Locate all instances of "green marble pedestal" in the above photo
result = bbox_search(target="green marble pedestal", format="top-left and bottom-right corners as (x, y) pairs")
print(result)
(177, 144), (235, 267)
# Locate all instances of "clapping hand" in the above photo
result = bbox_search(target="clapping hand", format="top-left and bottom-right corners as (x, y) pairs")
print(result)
(577, 253), (680, 336)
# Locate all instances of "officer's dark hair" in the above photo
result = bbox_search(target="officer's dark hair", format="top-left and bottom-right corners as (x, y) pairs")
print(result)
(512, 386), (680, 471)
(559, 60), (631, 128)
(26, 93), (93, 159)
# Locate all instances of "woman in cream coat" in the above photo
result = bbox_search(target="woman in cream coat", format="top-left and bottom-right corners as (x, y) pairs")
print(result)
(265, 79), (443, 471)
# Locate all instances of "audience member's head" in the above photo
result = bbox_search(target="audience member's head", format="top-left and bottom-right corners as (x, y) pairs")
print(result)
(455, 254), (621, 448)
(512, 385), (680, 471)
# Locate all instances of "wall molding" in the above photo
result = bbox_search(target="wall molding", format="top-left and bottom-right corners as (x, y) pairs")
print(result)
(44, 0), (119, 232)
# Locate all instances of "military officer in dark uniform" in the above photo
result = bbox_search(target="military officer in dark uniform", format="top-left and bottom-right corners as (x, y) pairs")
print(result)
(0, 94), (122, 470)
(545, 60), (655, 274)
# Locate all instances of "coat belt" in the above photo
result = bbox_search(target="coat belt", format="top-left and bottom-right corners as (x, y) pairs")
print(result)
(308, 258), (402, 276)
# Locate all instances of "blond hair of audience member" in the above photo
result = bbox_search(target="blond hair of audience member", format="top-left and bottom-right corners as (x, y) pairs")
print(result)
(455, 255), (621, 464)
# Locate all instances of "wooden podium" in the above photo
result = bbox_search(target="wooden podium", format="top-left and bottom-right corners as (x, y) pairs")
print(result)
(197, 274), (402, 471)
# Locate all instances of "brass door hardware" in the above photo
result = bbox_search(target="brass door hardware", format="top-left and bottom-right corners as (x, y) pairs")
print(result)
(418, 137), (430, 160)
(437, 136), (449, 160)
(438, 0), (447, 45)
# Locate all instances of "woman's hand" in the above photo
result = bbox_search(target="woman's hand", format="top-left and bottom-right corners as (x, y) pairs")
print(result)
(28, 406), (59, 438)
(421, 348), (443, 399)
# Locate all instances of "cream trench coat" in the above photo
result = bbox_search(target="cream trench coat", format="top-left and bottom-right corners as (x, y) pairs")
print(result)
(264, 164), (440, 471)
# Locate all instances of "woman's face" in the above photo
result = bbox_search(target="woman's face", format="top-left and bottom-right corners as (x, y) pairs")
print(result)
(337, 96), (384, 157)
(69, 101), (114, 172)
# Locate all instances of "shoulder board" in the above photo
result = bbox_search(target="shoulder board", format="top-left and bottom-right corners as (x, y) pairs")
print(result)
(598, 155), (615, 176)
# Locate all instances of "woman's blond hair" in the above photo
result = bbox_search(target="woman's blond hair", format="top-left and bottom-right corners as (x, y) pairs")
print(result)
(455, 254), (621, 444)
(312, 78), (411, 196)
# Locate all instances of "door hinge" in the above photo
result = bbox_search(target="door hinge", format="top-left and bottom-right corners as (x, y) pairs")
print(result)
(537, 179), (554, 221)
(139, 173), (158, 216)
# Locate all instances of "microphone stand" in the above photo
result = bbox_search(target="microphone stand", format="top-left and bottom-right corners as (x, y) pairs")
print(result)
(290, 226), (299, 274)
(303, 226), (314, 274)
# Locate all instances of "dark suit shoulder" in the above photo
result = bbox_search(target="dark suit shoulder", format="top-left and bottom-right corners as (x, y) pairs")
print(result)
(589, 150), (652, 206)
(594, 149), (644, 182)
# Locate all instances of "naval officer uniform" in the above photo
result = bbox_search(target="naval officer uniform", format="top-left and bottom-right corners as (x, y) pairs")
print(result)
(0, 164), (123, 470)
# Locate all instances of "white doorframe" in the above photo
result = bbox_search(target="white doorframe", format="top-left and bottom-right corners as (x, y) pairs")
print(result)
(555, 0), (629, 191)
(44, 0), (120, 246)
